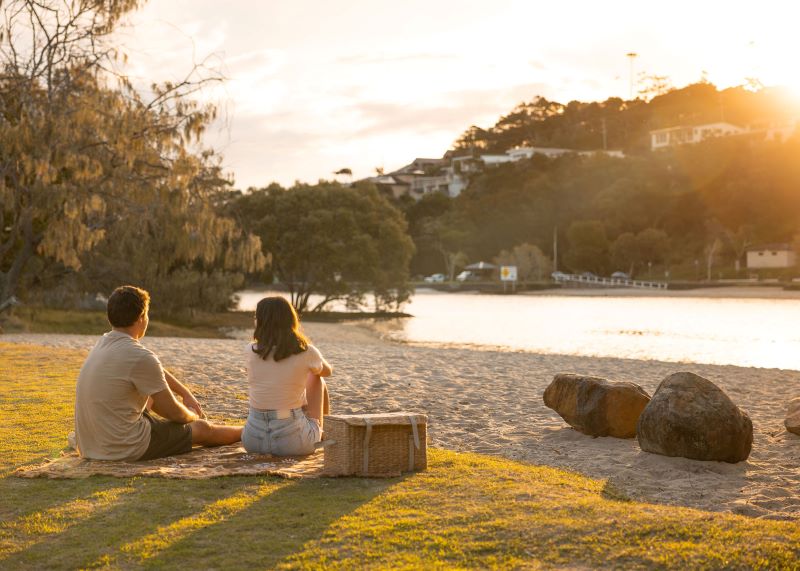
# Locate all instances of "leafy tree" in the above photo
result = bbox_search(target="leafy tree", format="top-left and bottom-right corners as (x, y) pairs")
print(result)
(610, 233), (639, 276)
(494, 243), (552, 282)
(0, 0), (264, 313)
(230, 182), (414, 313)
(564, 221), (609, 275)
(418, 212), (473, 282)
(402, 192), (454, 276)
(636, 228), (669, 267)
(611, 229), (669, 277)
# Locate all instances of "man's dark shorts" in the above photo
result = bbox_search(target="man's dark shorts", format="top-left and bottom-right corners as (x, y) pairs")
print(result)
(138, 411), (193, 461)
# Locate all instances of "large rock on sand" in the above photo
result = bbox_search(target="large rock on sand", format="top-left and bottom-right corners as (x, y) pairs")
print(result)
(637, 372), (753, 463)
(786, 398), (800, 435)
(543, 374), (651, 438)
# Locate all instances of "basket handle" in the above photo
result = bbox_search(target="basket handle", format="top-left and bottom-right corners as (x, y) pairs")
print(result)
(408, 416), (420, 450)
(362, 419), (373, 473)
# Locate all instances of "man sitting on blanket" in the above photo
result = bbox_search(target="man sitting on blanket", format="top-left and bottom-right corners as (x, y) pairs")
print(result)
(74, 285), (242, 461)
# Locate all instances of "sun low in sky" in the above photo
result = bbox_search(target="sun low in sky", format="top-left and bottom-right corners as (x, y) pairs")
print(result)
(117, 0), (800, 189)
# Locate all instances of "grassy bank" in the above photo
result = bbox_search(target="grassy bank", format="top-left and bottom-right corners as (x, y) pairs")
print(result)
(1, 343), (799, 569)
(1, 307), (408, 339)
(0, 307), (249, 338)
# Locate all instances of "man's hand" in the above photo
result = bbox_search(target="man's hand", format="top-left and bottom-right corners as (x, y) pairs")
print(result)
(182, 394), (206, 419)
(164, 369), (207, 419)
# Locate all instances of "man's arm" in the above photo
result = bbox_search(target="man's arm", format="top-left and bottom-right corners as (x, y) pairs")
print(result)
(164, 370), (205, 418)
(149, 388), (198, 424)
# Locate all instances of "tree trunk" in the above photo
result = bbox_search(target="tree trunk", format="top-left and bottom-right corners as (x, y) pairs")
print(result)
(1, 236), (34, 306)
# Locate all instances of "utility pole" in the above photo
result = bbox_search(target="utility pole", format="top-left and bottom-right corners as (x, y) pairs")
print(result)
(626, 52), (638, 100)
(553, 225), (558, 272)
(602, 117), (608, 150)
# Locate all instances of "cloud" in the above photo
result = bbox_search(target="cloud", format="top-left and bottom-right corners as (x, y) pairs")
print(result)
(350, 82), (553, 136)
(206, 81), (556, 188)
(336, 52), (460, 65)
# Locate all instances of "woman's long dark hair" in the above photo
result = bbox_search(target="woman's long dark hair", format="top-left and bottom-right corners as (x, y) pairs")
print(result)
(252, 297), (309, 361)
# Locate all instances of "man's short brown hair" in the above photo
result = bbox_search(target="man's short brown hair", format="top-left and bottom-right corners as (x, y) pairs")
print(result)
(107, 286), (150, 327)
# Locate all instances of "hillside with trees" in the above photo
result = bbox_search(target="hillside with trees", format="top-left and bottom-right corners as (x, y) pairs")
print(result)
(451, 82), (800, 155)
(401, 82), (800, 282)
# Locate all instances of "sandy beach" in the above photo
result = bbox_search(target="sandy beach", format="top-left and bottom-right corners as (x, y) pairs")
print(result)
(4, 322), (800, 521)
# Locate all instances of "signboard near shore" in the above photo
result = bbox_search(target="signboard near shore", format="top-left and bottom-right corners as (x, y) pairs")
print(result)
(500, 266), (517, 282)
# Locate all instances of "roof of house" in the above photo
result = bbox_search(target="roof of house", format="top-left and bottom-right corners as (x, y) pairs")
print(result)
(746, 243), (793, 252)
(649, 122), (745, 135)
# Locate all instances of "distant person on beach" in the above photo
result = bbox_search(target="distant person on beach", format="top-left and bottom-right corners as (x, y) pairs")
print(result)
(242, 296), (332, 456)
(74, 285), (242, 461)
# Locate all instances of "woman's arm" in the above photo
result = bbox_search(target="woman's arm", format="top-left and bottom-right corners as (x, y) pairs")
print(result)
(319, 358), (333, 377)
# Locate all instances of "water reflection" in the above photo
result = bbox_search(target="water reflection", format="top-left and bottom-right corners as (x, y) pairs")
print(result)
(236, 289), (800, 370)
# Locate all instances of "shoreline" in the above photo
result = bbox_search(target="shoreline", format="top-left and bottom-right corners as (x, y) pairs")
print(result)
(240, 284), (800, 305)
(456, 284), (800, 300)
(518, 285), (800, 300)
(4, 322), (800, 521)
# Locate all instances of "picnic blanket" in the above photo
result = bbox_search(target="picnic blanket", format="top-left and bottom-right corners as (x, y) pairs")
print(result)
(14, 444), (325, 480)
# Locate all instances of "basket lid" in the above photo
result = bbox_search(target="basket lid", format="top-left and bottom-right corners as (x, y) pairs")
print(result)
(325, 412), (427, 426)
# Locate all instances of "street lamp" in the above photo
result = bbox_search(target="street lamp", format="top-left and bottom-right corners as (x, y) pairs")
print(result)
(626, 52), (638, 100)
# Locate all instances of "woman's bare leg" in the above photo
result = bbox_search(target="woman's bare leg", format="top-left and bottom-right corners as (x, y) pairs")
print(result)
(305, 373), (328, 429)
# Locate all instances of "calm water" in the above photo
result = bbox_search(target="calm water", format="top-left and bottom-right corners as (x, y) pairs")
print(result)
(236, 289), (800, 370)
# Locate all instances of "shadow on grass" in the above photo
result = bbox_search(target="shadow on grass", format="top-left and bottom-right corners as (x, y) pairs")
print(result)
(138, 475), (400, 569)
(0, 476), (262, 570)
(0, 474), (399, 570)
(0, 476), (123, 522)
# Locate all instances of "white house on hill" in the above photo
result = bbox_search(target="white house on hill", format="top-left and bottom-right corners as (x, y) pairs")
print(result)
(650, 122), (746, 151)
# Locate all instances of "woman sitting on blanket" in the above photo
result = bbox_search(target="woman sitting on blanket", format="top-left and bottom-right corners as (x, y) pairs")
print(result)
(242, 296), (333, 456)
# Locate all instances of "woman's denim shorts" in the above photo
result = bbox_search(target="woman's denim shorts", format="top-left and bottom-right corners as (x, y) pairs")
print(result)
(242, 407), (321, 456)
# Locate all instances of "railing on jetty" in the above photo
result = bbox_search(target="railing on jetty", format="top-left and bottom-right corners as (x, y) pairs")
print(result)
(553, 273), (668, 289)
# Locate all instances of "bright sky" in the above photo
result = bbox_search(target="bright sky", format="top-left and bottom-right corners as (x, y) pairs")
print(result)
(116, 1), (800, 189)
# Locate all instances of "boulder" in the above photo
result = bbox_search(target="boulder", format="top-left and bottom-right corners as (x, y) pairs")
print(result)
(785, 397), (800, 435)
(636, 372), (753, 463)
(543, 373), (651, 438)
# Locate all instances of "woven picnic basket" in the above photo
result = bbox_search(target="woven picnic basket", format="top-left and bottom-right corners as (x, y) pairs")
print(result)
(322, 412), (427, 477)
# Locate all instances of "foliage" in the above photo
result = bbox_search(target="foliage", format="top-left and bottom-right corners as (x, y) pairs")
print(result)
(0, 0), (265, 314)
(3, 343), (800, 569)
(565, 220), (610, 275)
(494, 243), (552, 282)
(451, 82), (800, 155)
(1, 307), (258, 338)
(422, 128), (800, 279)
(611, 228), (670, 277)
(227, 181), (414, 313)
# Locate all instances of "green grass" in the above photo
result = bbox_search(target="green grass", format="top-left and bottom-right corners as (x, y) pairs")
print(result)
(1, 342), (799, 569)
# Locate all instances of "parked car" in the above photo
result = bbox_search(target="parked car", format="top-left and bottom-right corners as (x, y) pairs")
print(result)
(456, 270), (475, 282)
(580, 272), (598, 279)
(551, 271), (569, 280)
(611, 271), (631, 280)
(424, 273), (446, 283)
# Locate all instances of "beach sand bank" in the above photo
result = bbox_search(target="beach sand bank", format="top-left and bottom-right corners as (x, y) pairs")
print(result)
(3, 323), (799, 520)
(521, 285), (800, 300)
